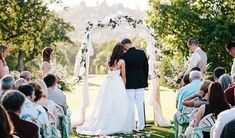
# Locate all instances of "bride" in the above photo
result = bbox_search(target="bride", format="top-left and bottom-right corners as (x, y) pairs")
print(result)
(76, 43), (133, 135)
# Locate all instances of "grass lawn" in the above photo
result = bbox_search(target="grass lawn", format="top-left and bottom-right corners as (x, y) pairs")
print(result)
(71, 122), (174, 138)
(66, 75), (176, 138)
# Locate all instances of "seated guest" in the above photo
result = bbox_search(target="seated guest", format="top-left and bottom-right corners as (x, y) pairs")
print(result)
(0, 105), (14, 138)
(179, 68), (200, 88)
(18, 84), (49, 137)
(183, 80), (211, 108)
(20, 71), (32, 82)
(213, 67), (226, 82)
(211, 107), (235, 138)
(10, 71), (20, 80)
(191, 67), (201, 72)
(219, 74), (232, 92)
(176, 71), (202, 111)
(15, 78), (27, 89)
(44, 74), (67, 114)
(182, 80), (212, 137)
(220, 119), (235, 138)
(29, 82), (43, 103)
(174, 71), (202, 137)
(180, 74), (190, 87)
(32, 80), (61, 137)
(35, 79), (57, 116)
(2, 90), (39, 138)
(0, 75), (15, 102)
(194, 82), (230, 138)
(224, 73), (235, 106)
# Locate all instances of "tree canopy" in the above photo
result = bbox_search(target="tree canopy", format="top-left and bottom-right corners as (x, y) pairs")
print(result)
(147, 0), (235, 77)
(0, 0), (74, 71)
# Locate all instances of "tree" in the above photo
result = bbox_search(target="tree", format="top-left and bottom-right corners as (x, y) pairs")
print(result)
(0, 0), (74, 71)
(147, 0), (235, 77)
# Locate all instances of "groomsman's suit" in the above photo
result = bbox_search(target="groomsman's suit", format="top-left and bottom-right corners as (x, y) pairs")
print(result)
(123, 46), (149, 130)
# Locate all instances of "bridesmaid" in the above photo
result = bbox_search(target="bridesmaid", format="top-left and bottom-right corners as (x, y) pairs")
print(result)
(41, 47), (54, 77)
(0, 45), (9, 79)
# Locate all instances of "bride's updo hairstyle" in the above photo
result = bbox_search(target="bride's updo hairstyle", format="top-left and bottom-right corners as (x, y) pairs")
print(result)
(108, 43), (124, 67)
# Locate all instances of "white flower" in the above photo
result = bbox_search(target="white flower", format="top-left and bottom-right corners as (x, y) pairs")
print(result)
(79, 66), (86, 76)
(155, 61), (161, 66)
(49, 63), (68, 80)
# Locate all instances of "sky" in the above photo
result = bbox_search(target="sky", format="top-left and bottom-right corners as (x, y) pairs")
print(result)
(48, 0), (148, 11)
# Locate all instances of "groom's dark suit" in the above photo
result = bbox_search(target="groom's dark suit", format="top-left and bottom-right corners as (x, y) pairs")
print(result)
(123, 47), (149, 89)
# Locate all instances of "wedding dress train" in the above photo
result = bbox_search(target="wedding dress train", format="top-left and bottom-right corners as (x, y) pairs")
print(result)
(76, 70), (133, 135)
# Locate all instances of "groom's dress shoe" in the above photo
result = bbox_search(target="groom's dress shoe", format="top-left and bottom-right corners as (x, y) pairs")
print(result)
(144, 125), (151, 128)
(133, 129), (144, 133)
(133, 129), (139, 133)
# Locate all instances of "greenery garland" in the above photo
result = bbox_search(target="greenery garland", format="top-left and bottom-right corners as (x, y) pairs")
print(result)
(77, 14), (160, 80)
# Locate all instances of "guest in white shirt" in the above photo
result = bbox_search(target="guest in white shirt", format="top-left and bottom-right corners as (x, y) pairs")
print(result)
(211, 108), (235, 138)
(226, 42), (235, 75)
(184, 39), (207, 75)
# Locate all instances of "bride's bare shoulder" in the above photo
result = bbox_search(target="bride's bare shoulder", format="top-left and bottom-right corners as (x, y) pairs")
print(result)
(118, 59), (125, 64)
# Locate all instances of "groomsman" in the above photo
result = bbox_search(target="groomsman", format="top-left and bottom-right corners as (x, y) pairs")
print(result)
(121, 38), (149, 130)
(226, 42), (235, 75)
(184, 39), (207, 75)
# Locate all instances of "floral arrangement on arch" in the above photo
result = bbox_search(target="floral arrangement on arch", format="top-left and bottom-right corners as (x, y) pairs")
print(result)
(164, 57), (189, 91)
(76, 13), (154, 80)
(153, 44), (163, 79)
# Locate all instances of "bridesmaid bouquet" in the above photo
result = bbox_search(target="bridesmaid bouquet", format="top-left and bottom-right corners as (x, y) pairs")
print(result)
(49, 63), (79, 92)
(49, 63), (67, 80)
(165, 58), (188, 91)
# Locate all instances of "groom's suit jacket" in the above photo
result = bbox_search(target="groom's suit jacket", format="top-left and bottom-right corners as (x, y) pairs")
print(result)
(123, 47), (149, 89)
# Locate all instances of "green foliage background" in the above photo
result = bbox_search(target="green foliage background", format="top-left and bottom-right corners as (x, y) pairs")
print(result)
(1, 0), (235, 89)
(0, 0), (74, 71)
(88, 37), (148, 74)
(146, 0), (235, 85)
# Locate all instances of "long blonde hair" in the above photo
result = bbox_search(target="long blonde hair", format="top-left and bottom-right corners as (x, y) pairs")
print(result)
(0, 45), (7, 66)
(200, 80), (212, 93)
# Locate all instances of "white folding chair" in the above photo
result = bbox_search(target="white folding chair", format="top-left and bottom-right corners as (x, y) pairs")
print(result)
(190, 113), (216, 138)
(55, 104), (65, 117)
(198, 113), (216, 132)
(188, 108), (199, 123)
(47, 112), (62, 138)
(48, 112), (56, 125)
(54, 104), (65, 132)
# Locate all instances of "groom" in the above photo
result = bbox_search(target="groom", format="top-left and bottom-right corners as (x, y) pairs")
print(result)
(121, 38), (149, 130)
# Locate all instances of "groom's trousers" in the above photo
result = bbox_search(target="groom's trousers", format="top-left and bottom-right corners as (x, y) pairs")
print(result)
(127, 88), (145, 130)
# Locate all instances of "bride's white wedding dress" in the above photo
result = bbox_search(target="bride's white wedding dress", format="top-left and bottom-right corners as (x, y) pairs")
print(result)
(76, 69), (133, 135)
